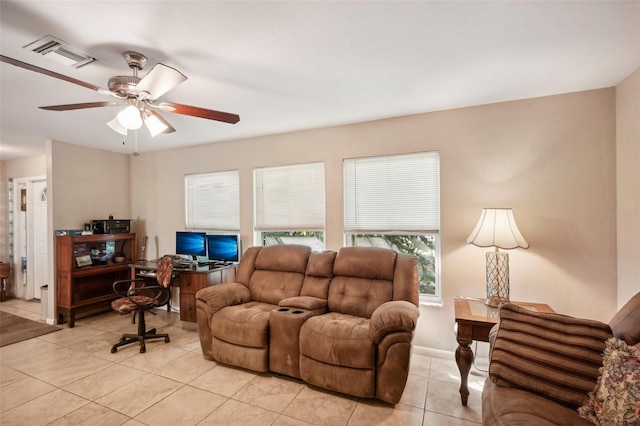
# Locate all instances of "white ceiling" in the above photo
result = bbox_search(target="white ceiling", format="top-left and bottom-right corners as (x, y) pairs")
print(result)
(1, 1), (638, 161)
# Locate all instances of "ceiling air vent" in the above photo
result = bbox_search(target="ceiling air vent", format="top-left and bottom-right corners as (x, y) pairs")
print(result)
(23, 35), (95, 68)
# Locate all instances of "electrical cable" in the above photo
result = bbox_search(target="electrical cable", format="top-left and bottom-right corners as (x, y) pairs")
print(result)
(471, 340), (489, 375)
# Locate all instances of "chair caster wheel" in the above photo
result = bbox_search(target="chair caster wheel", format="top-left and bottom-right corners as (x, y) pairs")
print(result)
(140, 346), (146, 353)
(111, 347), (118, 353)
(165, 336), (170, 343)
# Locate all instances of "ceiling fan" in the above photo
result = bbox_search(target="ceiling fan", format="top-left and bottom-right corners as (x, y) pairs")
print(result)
(0, 51), (240, 137)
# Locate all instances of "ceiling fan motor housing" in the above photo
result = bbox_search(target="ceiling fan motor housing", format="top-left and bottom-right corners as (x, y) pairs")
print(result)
(108, 75), (141, 97)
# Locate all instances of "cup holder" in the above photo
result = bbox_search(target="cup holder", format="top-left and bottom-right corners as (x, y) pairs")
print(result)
(277, 307), (290, 312)
(292, 310), (304, 314)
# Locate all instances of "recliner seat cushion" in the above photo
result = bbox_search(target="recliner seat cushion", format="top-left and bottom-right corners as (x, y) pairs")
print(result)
(299, 312), (374, 369)
(211, 301), (275, 348)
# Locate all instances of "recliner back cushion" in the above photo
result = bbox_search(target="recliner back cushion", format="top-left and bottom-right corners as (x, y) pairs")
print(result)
(301, 250), (336, 299)
(333, 247), (396, 281)
(248, 244), (311, 304)
(329, 247), (397, 318)
(235, 246), (261, 285)
(609, 291), (640, 346)
(250, 271), (305, 304)
(254, 244), (310, 272)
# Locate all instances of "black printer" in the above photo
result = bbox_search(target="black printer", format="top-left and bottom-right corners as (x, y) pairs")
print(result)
(90, 219), (131, 234)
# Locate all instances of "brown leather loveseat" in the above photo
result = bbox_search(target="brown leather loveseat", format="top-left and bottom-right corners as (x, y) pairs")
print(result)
(195, 244), (420, 404)
(482, 292), (640, 425)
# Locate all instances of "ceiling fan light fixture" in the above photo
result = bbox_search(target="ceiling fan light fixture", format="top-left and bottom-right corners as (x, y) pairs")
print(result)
(107, 116), (128, 136)
(143, 111), (169, 137)
(117, 105), (143, 130)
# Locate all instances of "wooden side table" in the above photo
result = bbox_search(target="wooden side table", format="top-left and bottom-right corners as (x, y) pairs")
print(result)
(453, 297), (554, 405)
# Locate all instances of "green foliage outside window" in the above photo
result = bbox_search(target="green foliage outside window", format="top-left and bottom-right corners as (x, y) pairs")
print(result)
(261, 231), (325, 251)
(261, 232), (437, 296)
(351, 234), (437, 295)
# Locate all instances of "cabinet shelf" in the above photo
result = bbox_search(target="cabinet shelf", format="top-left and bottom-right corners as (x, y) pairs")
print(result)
(56, 233), (136, 327)
(72, 263), (131, 277)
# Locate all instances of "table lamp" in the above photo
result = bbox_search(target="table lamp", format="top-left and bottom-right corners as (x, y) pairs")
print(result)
(465, 208), (529, 307)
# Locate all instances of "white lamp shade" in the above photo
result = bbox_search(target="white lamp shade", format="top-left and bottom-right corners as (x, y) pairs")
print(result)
(144, 113), (167, 137)
(465, 208), (529, 249)
(107, 116), (128, 136)
(117, 105), (143, 130)
(143, 110), (172, 137)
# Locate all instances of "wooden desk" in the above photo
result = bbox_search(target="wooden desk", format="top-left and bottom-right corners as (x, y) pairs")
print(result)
(453, 297), (554, 406)
(130, 261), (236, 322)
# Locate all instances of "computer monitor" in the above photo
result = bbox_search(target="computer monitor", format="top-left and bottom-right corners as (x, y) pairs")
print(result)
(175, 231), (207, 260)
(207, 234), (241, 263)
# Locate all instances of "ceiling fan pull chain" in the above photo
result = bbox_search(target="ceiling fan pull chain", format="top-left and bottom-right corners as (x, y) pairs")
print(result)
(133, 130), (140, 156)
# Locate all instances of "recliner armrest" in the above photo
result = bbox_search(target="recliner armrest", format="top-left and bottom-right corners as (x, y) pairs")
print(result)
(369, 300), (420, 344)
(195, 282), (251, 315)
(279, 296), (327, 311)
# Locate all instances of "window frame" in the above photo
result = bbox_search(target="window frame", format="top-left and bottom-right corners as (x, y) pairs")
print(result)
(184, 169), (240, 231)
(343, 151), (441, 303)
(253, 162), (326, 250)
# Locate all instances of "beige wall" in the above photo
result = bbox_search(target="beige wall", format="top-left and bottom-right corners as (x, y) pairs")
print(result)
(615, 67), (640, 307)
(4, 154), (46, 180)
(47, 140), (131, 322)
(131, 88), (618, 352)
(50, 141), (130, 230)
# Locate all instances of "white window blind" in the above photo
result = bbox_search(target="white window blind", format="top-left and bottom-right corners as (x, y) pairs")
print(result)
(254, 162), (325, 231)
(343, 152), (440, 232)
(185, 170), (240, 231)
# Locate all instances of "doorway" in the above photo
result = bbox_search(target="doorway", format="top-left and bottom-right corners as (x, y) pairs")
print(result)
(11, 176), (48, 301)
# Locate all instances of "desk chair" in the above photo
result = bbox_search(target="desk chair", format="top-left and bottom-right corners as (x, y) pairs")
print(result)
(111, 256), (173, 353)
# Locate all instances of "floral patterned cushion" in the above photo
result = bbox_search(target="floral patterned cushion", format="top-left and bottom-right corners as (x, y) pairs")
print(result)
(579, 337), (640, 425)
(111, 295), (158, 313)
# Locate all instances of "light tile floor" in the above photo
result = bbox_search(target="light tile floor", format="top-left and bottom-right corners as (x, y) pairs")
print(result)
(0, 298), (485, 425)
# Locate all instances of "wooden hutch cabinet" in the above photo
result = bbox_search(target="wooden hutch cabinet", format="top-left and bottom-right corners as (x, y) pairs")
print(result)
(56, 233), (136, 327)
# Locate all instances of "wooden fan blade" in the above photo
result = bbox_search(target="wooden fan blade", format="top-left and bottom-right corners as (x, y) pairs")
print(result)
(39, 102), (121, 111)
(0, 55), (120, 97)
(156, 102), (240, 124)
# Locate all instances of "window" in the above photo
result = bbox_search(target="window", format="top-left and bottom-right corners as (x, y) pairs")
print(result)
(254, 162), (325, 250)
(185, 170), (240, 231)
(343, 152), (440, 301)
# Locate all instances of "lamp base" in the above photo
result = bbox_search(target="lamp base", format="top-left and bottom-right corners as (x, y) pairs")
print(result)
(485, 296), (508, 307)
(486, 251), (510, 307)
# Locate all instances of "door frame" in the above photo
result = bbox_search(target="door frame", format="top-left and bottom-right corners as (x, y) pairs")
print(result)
(11, 175), (46, 301)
